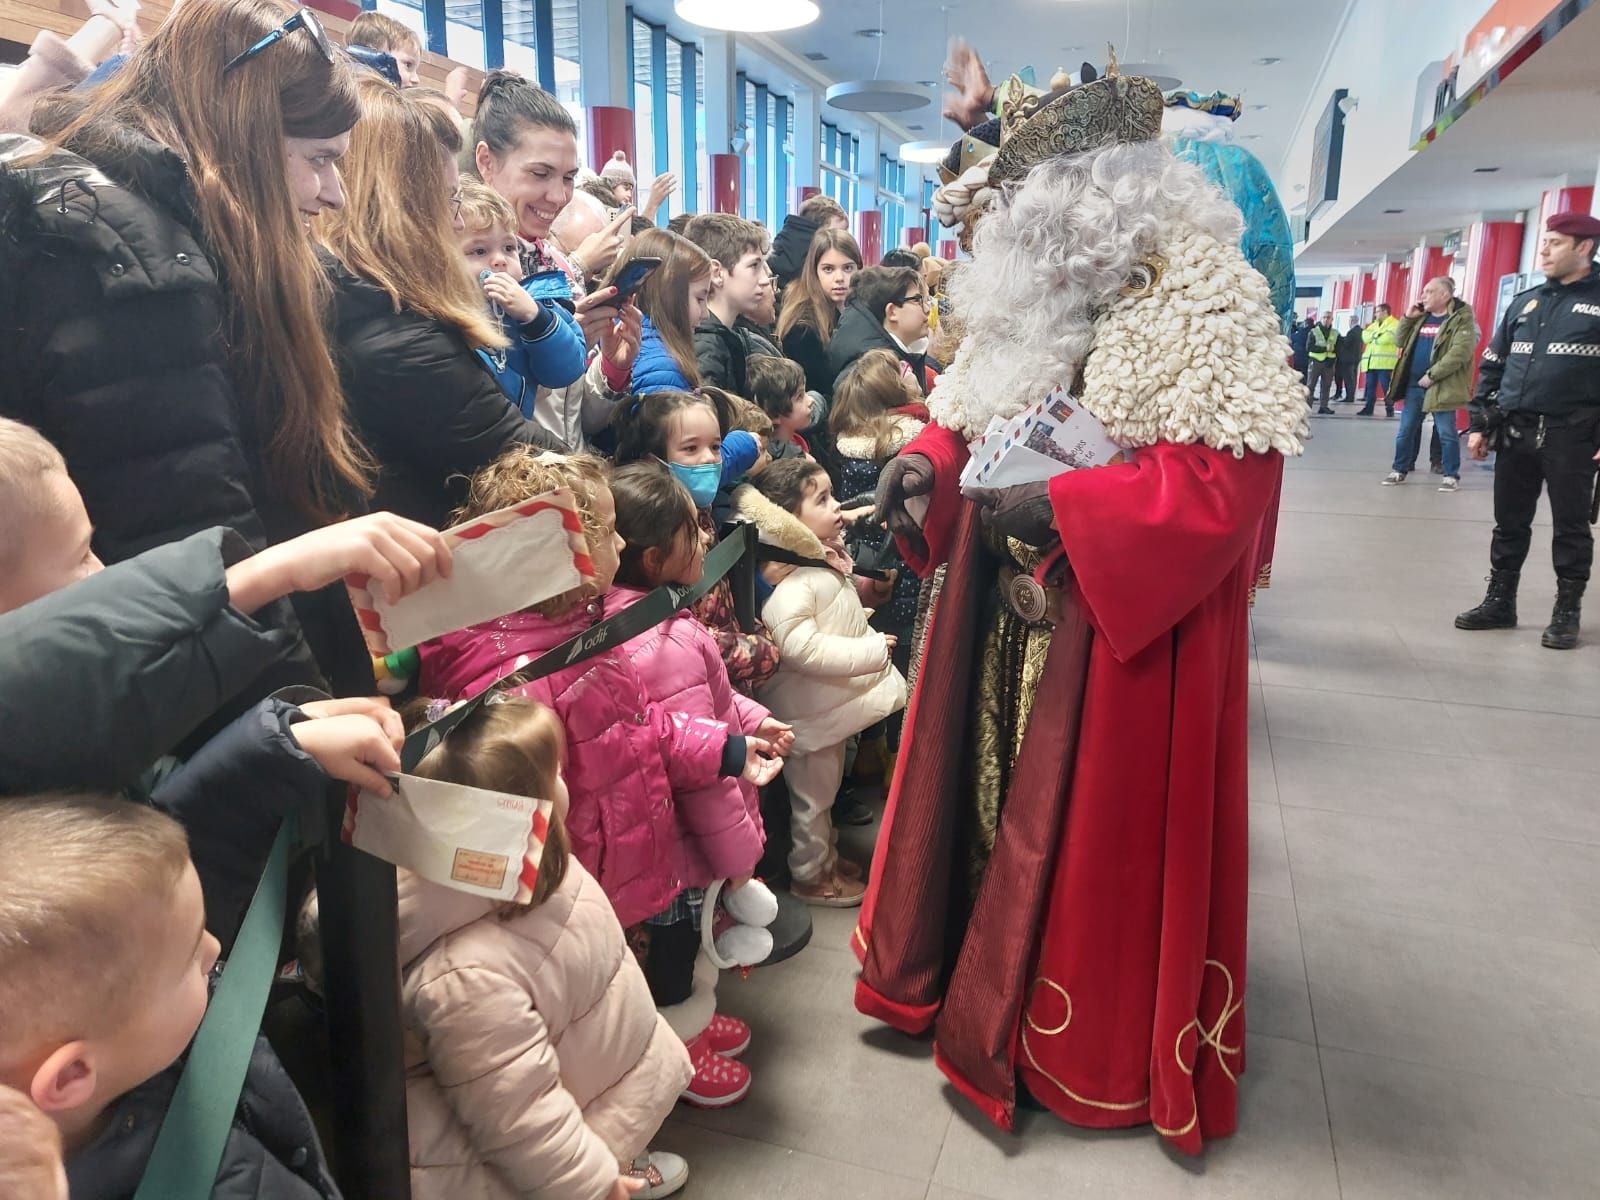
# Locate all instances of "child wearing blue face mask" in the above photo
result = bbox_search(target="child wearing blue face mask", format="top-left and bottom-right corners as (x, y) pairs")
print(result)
(613, 391), (780, 699)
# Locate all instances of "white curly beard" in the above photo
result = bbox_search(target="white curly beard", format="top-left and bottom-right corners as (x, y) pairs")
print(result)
(1080, 231), (1308, 458)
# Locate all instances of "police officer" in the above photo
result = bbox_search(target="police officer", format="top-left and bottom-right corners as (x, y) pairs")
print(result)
(1457, 212), (1600, 649)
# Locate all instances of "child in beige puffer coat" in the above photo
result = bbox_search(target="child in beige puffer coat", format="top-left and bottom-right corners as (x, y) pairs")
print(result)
(397, 696), (693, 1200)
(733, 459), (908, 908)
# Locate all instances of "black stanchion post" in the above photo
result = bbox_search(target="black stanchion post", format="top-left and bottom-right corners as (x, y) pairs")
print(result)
(318, 794), (411, 1200)
(729, 523), (757, 633)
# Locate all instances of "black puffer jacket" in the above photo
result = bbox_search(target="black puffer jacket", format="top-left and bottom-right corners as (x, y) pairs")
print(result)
(768, 212), (821, 290)
(68, 1036), (339, 1200)
(0, 128), (329, 703)
(827, 301), (935, 396)
(692, 310), (781, 395)
(326, 259), (561, 529)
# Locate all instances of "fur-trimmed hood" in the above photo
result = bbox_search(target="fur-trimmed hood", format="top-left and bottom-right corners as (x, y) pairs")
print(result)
(834, 413), (924, 462)
(731, 484), (829, 559)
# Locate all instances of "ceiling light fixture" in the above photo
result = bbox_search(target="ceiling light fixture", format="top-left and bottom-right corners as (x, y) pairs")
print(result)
(1473, 165), (1501, 173)
(1384, 208), (1405, 214)
(673, 0), (819, 33)
(899, 139), (950, 163)
(827, 0), (930, 115)
(1255, 56), (1281, 66)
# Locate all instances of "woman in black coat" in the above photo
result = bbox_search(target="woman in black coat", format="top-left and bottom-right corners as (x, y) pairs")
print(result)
(320, 77), (568, 529)
(1, 0), (371, 701)
(776, 226), (863, 398)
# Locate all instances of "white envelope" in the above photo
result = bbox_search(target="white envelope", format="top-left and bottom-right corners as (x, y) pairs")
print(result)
(344, 773), (551, 902)
(349, 489), (592, 655)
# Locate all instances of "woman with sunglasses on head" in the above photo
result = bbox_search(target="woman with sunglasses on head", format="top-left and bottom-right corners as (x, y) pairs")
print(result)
(0, 0), (382, 699)
(826, 265), (938, 399)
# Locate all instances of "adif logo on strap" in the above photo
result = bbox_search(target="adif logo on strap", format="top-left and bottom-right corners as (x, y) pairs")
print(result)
(1571, 302), (1600, 317)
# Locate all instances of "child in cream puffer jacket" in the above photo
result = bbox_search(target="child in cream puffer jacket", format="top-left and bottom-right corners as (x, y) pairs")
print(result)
(733, 459), (907, 908)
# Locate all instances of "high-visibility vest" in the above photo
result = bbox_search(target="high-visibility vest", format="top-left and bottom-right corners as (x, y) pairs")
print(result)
(1361, 315), (1400, 371)
(1308, 325), (1337, 361)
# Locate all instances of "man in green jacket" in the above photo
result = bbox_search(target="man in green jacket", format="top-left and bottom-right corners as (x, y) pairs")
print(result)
(1357, 303), (1401, 416)
(1380, 277), (1478, 491)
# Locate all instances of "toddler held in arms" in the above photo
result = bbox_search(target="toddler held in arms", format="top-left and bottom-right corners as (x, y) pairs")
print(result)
(397, 695), (692, 1200)
(733, 459), (908, 907)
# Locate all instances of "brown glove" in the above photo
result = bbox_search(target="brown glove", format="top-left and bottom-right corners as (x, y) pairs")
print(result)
(873, 453), (935, 561)
(967, 481), (1056, 547)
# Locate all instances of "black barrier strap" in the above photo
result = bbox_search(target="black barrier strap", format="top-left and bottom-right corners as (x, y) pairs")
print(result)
(756, 541), (891, 582)
(400, 522), (757, 771)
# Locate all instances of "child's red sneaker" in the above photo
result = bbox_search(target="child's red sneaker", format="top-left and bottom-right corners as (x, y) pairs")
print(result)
(679, 1031), (751, 1108)
(704, 1012), (751, 1058)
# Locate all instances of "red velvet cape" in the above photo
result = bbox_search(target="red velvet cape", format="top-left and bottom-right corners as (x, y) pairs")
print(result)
(855, 424), (1280, 1154)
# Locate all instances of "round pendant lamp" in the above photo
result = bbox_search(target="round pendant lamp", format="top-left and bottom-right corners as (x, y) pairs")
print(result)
(825, 80), (930, 113)
(673, 0), (819, 33)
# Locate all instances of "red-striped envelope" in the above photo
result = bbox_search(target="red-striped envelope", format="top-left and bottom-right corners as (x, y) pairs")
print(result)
(343, 776), (553, 903)
(348, 488), (595, 656)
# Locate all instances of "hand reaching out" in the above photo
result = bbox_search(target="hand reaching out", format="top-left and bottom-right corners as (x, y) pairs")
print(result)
(872, 453), (935, 560)
(753, 717), (794, 756)
(742, 737), (785, 786)
(942, 38), (995, 130)
(573, 206), (635, 281)
(298, 696), (404, 749)
(226, 513), (453, 614)
(291, 713), (402, 796)
(642, 172), (678, 220)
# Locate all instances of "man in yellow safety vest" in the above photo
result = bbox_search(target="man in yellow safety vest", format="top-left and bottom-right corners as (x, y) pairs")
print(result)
(1357, 303), (1401, 416)
(1307, 312), (1338, 414)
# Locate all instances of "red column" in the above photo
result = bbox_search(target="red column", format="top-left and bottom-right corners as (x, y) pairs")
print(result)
(585, 107), (635, 178)
(1461, 220), (1524, 405)
(1538, 186), (1595, 234)
(1372, 261), (1400, 312)
(938, 239), (958, 260)
(904, 226), (929, 247)
(1331, 279), (1351, 309)
(796, 186), (820, 208)
(1358, 271), (1377, 305)
(856, 210), (883, 266)
(709, 154), (741, 215)
(1383, 264), (1411, 315)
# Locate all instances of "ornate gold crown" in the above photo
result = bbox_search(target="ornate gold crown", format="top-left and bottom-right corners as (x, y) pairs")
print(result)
(988, 48), (1165, 185)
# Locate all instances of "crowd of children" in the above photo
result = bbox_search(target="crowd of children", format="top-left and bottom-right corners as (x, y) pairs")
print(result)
(0, 3), (945, 1196)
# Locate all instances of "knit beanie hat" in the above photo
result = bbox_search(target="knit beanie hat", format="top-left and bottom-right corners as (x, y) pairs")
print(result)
(600, 150), (635, 186)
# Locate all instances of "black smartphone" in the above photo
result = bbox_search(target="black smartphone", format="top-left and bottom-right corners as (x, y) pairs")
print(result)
(608, 256), (662, 304)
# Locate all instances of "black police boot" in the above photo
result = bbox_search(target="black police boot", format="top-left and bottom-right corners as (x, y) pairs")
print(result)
(1455, 569), (1519, 630)
(1541, 579), (1584, 650)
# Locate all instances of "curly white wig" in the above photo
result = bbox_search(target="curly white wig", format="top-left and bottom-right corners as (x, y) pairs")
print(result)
(930, 140), (1245, 437)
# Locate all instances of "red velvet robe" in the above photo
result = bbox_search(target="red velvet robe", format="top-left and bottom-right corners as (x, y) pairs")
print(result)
(854, 423), (1280, 1155)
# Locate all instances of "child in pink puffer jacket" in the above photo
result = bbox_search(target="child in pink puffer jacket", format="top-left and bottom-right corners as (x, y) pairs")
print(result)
(605, 462), (795, 1109)
(417, 450), (784, 933)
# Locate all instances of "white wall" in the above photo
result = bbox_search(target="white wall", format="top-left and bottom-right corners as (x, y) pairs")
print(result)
(1275, 0), (1488, 240)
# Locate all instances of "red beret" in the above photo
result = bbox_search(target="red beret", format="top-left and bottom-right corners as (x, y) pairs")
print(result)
(1547, 211), (1600, 239)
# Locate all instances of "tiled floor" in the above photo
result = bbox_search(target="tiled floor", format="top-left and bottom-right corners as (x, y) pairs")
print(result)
(663, 412), (1600, 1198)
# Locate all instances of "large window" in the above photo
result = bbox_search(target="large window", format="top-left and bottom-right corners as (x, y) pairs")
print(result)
(879, 155), (908, 250)
(627, 11), (700, 223)
(378, 0), (583, 142)
(820, 121), (854, 221)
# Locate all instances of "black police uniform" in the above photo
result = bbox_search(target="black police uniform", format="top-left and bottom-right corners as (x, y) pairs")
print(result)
(1470, 264), (1600, 581)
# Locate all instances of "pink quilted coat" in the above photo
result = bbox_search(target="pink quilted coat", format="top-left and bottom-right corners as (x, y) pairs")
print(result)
(418, 598), (731, 928)
(606, 585), (768, 887)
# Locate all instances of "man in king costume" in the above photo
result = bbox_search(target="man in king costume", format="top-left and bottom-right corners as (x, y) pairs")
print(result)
(854, 51), (1307, 1154)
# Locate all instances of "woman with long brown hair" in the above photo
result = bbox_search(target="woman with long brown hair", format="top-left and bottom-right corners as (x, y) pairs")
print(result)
(776, 227), (863, 398)
(321, 74), (567, 528)
(1, 0), (371, 694)
(619, 227), (715, 392)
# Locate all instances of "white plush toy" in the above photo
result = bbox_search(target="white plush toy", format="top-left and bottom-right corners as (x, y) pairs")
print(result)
(702, 877), (780, 969)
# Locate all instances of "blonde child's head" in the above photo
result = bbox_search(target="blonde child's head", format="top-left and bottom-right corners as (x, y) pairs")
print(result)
(346, 11), (423, 87)
(455, 180), (523, 284)
(452, 448), (621, 610)
(0, 1084), (67, 1200)
(408, 696), (571, 909)
(0, 419), (102, 614)
(829, 349), (917, 463)
(0, 796), (218, 1151)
